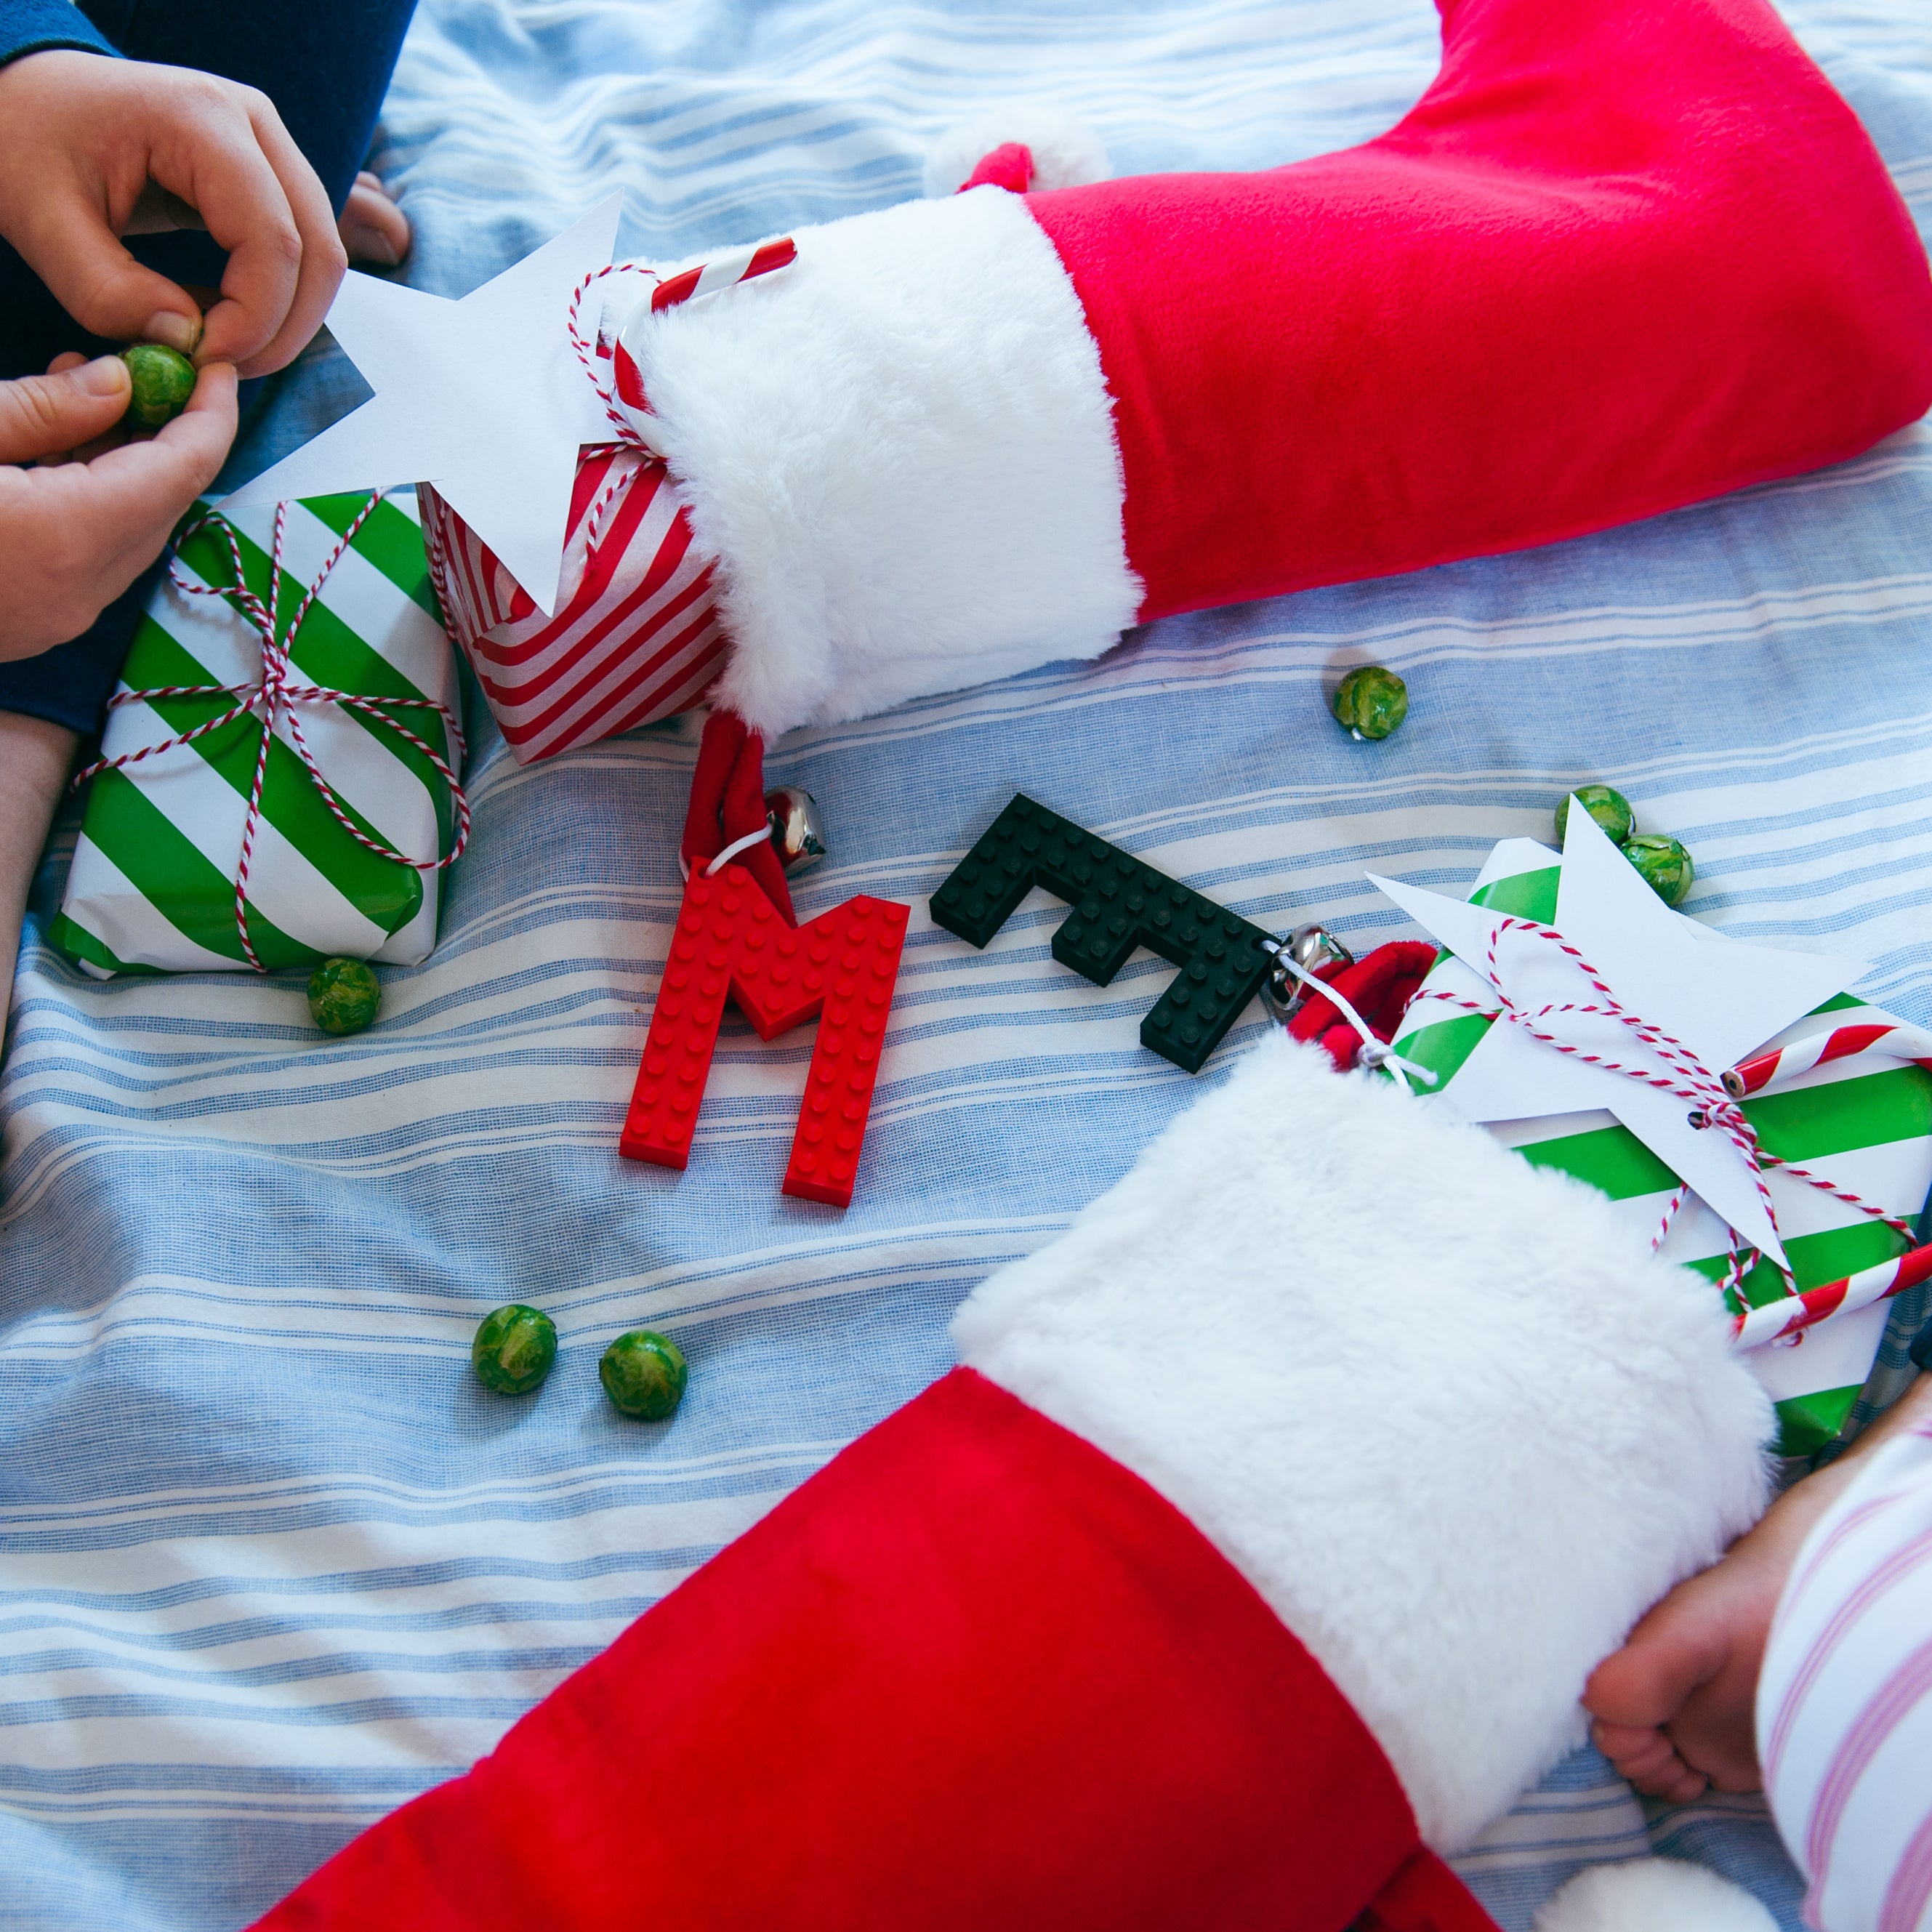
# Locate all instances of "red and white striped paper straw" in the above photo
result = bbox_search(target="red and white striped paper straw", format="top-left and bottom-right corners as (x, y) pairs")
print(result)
(648, 238), (797, 313)
(1733, 1240), (1932, 1351)
(1725, 1022), (1932, 1098)
(584, 238), (799, 457)
(571, 238), (797, 388)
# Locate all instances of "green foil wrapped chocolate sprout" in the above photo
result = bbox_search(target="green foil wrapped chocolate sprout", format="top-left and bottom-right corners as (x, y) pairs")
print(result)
(307, 957), (382, 1035)
(121, 343), (197, 430)
(1553, 786), (1696, 906)
(472, 1305), (558, 1396)
(1623, 832), (1695, 906)
(600, 1329), (688, 1420)
(1332, 665), (1409, 741)
(1553, 785), (1635, 847)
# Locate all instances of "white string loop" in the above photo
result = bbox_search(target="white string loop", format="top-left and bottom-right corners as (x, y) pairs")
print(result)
(1263, 944), (1440, 1095)
(676, 823), (774, 884)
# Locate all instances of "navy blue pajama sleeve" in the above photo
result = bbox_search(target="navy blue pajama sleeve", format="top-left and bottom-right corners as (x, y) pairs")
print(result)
(0, 0), (113, 63)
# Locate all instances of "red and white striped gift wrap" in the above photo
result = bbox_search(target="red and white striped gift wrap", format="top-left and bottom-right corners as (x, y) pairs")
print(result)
(419, 451), (725, 765)
(417, 238), (800, 766)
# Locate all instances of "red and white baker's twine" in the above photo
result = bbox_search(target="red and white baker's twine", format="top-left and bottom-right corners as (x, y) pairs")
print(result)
(565, 261), (666, 454)
(1652, 1185), (1689, 1253)
(1402, 916), (1930, 1349)
(73, 495), (470, 973)
(564, 239), (797, 558)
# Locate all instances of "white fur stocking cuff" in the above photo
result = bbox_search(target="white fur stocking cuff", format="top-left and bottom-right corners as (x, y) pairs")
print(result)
(620, 188), (1140, 740)
(951, 1032), (1775, 1851)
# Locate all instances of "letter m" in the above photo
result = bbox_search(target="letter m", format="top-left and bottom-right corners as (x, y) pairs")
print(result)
(619, 861), (909, 1207)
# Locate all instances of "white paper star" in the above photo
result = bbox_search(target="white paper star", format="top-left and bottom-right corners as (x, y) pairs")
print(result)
(224, 196), (624, 614)
(1368, 807), (1862, 1268)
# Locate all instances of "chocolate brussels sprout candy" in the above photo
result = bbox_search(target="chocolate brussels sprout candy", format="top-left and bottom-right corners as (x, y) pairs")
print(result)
(1623, 832), (1695, 906)
(1554, 784), (1635, 846)
(120, 344), (197, 429)
(1332, 665), (1408, 741)
(472, 1305), (558, 1396)
(599, 1329), (688, 1420)
(307, 957), (382, 1036)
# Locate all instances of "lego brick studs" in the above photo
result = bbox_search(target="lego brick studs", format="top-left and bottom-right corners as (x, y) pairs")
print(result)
(930, 794), (1273, 1074)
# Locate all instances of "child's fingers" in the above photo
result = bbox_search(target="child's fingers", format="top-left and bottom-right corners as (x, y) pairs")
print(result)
(81, 361), (238, 519)
(0, 357), (132, 465)
(169, 86), (342, 377)
(32, 352), (92, 465)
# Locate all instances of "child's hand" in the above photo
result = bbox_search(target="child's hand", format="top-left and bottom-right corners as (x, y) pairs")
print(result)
(0, 354), (237, 661)
(0, 49), (346, 377)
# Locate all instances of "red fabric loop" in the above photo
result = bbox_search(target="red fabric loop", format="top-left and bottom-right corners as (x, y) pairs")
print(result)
(680, 709), (795, 922)
(960, 141), (1035, 194)
(1288, 941), (1438, 1072)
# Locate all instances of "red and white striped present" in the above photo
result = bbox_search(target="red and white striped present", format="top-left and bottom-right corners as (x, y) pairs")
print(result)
(417, 239), (802, 767)
(419, 451), (725, 765)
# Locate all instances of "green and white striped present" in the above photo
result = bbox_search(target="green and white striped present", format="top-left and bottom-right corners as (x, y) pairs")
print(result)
(1390, 837), (1932, 1457)
(50, 491), (463, 978)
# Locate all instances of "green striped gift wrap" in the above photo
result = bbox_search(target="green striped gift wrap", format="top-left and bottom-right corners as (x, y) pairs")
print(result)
(50, 492), (464, 978)
(1388, 837), (1932, 1457)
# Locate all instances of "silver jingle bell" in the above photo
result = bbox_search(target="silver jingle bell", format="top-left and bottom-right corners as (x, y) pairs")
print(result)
(1259, 922), (1356, 1026)
(765, 786), (828, 873)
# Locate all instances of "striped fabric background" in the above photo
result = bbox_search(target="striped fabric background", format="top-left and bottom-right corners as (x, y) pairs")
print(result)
(1, 0), (1930, 1925)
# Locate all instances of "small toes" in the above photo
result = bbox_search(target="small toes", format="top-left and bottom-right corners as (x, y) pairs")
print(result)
(338, 177), (411, 268)
(1597, 1726), (1680, 1783)
(1592, 1717), (1713, 1806)
(1609, 1740), (1708, 1803)
(1591, 1720), (1662, 1761)
(1646, 1763), (1711, 1805)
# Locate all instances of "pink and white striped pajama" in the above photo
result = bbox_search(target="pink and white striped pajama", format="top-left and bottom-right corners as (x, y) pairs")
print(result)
(1760, 1420), (1932, 1932)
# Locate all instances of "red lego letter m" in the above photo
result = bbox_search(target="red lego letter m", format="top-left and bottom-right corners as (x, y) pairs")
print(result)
(619, 863), (909, 1207)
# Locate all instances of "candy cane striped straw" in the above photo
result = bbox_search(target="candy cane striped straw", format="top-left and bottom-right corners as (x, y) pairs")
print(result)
(601, 238), (799, 452)
(1724, 1021), (1932, 1097)
(649, 238), (797, 313)
(1733, 1239), (1932, 1350)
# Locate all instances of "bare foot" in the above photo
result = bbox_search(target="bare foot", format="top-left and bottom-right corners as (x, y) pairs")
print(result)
(338, 171), (410, 267)
(1585, 1374), (1932, 1802)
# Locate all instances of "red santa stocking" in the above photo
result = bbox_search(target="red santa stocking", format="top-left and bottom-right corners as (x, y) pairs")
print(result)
(255, 1034), (1779, 1931)
(608, 0), (1931, 745)
(432, 0), (1932, 768)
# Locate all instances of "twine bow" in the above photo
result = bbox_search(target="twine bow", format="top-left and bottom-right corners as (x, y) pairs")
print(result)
(1405, 915), (1914, 1304)
(73, 493), (470, 973)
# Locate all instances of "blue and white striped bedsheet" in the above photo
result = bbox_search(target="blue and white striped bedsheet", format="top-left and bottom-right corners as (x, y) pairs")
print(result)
(4, 0), (1931, 1925)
